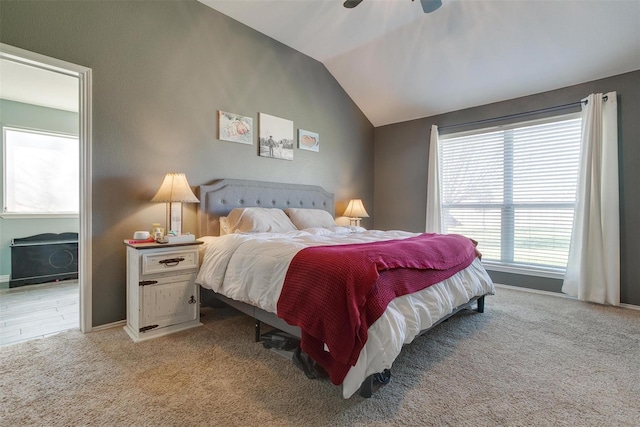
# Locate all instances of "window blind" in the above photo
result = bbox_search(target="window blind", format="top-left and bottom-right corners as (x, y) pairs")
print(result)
(439, 115), (581, 274)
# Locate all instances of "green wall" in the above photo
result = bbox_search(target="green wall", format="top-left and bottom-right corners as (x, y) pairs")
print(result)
(0, 1), (374, 326)
(0, 99), (79, 282)
(374, 70), (640, 306)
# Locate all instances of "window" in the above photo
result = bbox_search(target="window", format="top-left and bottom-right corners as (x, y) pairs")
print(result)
(439, 115), (581, 276)
(3, 127), (79, 215)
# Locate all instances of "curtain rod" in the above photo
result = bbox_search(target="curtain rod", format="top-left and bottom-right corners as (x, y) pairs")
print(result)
(438, 94), (609, 132)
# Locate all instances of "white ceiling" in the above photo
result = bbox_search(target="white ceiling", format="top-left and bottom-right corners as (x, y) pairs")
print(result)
(0, 58), (79, 113)
(200, 0), (640, 127)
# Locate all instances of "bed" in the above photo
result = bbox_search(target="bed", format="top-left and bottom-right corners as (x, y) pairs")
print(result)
(196, 178), (495, 398)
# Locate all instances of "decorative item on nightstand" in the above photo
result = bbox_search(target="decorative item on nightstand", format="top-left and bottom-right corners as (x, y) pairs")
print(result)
(150, 173), (200, 236)
(343, 199), (369, 227)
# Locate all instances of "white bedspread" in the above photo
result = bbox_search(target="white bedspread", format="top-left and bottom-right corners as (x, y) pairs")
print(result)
(196, 228), (495, 398)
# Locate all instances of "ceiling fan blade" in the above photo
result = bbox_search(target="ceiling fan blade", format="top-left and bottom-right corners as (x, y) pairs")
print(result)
(420, 0), (442, 13)
(343, 0), (364, 9)
(344, 0), (440, 12)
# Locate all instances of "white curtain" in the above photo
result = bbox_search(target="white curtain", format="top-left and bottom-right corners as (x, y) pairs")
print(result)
(562, 92), (619, 305)
(426, 125), (442, 233)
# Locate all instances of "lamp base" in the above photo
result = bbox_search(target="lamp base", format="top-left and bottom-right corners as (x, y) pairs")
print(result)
(166, 201), (183, 235)
(348, 218), (362, 227)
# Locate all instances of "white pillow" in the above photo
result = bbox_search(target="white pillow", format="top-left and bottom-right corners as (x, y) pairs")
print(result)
(284, 208), (336, 229)
(224, 207), (297, 234)
(219, 216), (230, 235)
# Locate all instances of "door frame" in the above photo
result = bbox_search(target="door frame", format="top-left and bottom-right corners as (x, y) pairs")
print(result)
(0, 43), (93, 333)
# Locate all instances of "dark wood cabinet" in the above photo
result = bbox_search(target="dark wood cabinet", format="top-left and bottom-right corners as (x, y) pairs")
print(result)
(10, 233), (78, 287)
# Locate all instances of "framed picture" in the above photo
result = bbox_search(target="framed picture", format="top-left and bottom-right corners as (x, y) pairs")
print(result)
(218, 110), (253, 145)
(298, 129), (319, 152)
(258, 113), (294, 161)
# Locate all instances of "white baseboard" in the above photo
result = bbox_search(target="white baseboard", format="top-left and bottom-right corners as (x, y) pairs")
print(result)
(620, 302), (640, 312)
(495, 283), (640, 311)
(0, 274), (10, 283)
(91, 320), (126, 332)
(494, 283), (573, 299)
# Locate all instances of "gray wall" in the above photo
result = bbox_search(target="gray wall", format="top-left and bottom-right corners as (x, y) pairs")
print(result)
(0, 1), (374, 326)
(0, 99), (79, 280)
(374, 70), (640, 305)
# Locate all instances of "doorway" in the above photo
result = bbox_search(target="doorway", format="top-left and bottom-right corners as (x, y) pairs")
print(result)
(0, 43), (92, 339)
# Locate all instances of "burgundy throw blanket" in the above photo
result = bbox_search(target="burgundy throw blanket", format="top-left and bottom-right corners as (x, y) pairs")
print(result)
(276, 233), (478, 385)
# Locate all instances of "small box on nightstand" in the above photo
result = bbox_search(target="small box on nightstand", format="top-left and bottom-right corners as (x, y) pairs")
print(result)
(165, 234), (196, 244)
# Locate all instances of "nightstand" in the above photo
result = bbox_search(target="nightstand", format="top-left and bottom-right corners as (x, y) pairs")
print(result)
(123, 240), (204, 342)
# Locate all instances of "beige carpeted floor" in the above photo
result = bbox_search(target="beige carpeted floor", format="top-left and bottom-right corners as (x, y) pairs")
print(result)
(1, 287), (639, 427)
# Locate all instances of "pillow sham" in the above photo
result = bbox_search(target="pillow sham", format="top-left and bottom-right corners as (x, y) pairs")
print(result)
(224, 207), (297, 234)
(284, 208), (336, 229)
(219, 216), (230, 236)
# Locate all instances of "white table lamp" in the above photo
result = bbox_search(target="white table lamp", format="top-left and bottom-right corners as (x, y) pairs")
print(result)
(343, 198), (369, 227)
(151, 173), (199, 235)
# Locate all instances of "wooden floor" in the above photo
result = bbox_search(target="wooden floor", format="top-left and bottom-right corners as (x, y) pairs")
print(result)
(0, 280), (79, 347)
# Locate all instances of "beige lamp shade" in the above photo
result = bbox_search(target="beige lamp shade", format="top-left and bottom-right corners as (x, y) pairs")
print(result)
(343, 199), (369, 226)
(151, 173), (199, 236)
(150, 173), (200, 203)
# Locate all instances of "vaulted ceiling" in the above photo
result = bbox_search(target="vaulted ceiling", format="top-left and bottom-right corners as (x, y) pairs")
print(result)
(200, 0), (640, 127)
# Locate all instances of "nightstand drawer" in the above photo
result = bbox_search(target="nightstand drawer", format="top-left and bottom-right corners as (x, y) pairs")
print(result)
(141, 249), (198, 275)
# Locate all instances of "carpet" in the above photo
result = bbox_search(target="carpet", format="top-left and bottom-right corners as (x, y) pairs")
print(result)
(1, 287), (639, 426)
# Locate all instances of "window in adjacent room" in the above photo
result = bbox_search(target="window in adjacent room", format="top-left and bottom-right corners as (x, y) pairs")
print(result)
(2, 127), (79, 216)
(438, 114), (581, 277)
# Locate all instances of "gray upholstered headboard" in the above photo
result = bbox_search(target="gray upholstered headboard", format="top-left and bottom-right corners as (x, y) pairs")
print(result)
(197, 179), (335, 236)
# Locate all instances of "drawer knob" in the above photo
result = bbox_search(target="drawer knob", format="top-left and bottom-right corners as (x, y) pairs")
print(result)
(158, 257), (185, 267)
(189, 295), (197, 304)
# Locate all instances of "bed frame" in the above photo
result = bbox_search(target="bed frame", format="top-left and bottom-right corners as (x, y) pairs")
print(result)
(197, 178), (486, 398)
